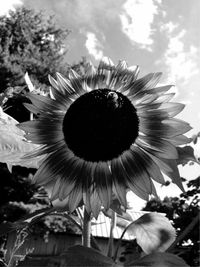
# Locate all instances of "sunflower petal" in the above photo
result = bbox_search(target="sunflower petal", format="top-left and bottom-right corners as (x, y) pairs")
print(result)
(94, 162), (112, 210)
(32, 147), (74, 184)
(137, 136), (178, 159)
(56, 72), (77, 94)
(160, 103), (185, 117)
(58, 178), (76, 200)
(111, 159), (127, 207)
(68, 70), (86, 95)
(121, 151), (155, 196)
(139, 119), (180, 138)
(169, 135), (192, 146)
(82, 162), (96, 212)
(90, 189), (102, 219)
(130, 72), (162, 96)
(49, 84), (72, 107)
(68, 183), (83, 212)
(163, 118), (192, 135)
(154, 93), (175, 103)
(130, 146), (165, 185)
(19, 119), (63, 133)
(50, 177), (62, 200)
(48, 75), (61, 91)
(22, 140), (64, 159)
(126, 181), (149, 201)
(27, 93), (61, 113)
(116, 60), (128, 70)
(111, 155), (149, 201)
(161, 159), (184, 191)
(150, 85), (174, 94)
(23, 103), (39, 114)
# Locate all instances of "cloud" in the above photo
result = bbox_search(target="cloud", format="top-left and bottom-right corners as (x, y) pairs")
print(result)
(119, 0), (161, 50)
(0, 0), (23, 15)
(162, 28), (199, 84)
(85, 32), (104, 60)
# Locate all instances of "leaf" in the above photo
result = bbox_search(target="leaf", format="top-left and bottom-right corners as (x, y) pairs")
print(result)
(0, 221), (28, 237)
(0, 207), (54, 236)
(176, 145), (200, 166)
(0, 107), (44, 170)
(128, 252), (189, 267)
(58, 245), (118, 266)
(126, 213), (176, 254)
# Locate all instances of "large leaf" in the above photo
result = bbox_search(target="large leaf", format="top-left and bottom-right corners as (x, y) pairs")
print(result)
(128, 252), (189, 267)
(125, 213), (176, 254)
(57, 245), (118, 266)
(0, 107), (43, 170)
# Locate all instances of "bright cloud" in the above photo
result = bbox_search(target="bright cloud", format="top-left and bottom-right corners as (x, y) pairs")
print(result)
(0, 0), (23, 15)
(85, 32), (104, 60)
(163, 29), (198, 84)
(120, 0), (161, 50)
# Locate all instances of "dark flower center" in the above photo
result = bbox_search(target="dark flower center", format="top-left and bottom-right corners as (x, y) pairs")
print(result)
(63, 89), (139, 162)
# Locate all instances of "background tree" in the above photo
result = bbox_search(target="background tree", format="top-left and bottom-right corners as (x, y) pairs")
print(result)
(0, 7), (70, 121)
(0, 7), (69, 91)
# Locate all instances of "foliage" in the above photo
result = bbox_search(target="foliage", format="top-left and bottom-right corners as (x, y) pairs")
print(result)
(0, 7), (69, 92)
(0, 7), (70, 122)
(0, 107), (44, 170)
(122, 213), (176, 254)
(143, 177), (200, 266)
(0, 164), (36, 212)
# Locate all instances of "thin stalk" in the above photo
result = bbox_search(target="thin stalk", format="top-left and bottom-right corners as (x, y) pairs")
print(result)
(107, 211), (116, 258)
(113, 221), (134, 262)
(82, 208), (91, 247)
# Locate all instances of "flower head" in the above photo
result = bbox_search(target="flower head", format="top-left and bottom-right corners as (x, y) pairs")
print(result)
(19, 58), (191, 217)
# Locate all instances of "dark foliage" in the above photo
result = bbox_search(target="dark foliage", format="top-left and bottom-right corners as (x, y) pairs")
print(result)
(143, 177), (200, 266)
(0, 7), (70, 92)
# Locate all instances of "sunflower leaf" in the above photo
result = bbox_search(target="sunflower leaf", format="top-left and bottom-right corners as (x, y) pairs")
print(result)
(59, 245), (118, 266)
(125, 212), (176, 254)
(0, 107), (43, 170)
(127, 252), (189, 267)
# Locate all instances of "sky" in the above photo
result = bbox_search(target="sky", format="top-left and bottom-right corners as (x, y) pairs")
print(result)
(1, 0), (200, 209)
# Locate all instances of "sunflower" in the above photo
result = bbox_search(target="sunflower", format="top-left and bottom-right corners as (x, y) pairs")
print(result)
(19, 58), (191, 218)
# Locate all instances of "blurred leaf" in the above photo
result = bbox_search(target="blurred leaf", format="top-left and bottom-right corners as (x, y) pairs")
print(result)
(0, 107), (44, 170)
(128, 252), (189, 267)
(0, 222), (18, 236)
(0, 207), (54, 236)
(125, 213), (176, 254)
(176, 146), (199, 166)
(0, 221), (28, 237)
(58, 245), (118, 266)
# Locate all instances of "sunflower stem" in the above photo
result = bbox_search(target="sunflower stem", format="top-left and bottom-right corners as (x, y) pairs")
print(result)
(107, 210), (116, 258)
(82, 207), (91, 247)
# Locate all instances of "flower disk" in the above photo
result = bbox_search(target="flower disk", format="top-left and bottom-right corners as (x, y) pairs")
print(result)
(63, 89), (139, 162)
(18, 58), (192, 218)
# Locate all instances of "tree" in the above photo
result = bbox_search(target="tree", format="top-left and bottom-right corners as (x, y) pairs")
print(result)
(0, 7), (70, 122)
(0, 7), (69, 91)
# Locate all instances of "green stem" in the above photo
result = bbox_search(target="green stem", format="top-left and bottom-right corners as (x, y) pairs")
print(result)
(82, 208), (91, 247)
(113, 221), (134, 262)
(107, 211), (116, 258)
